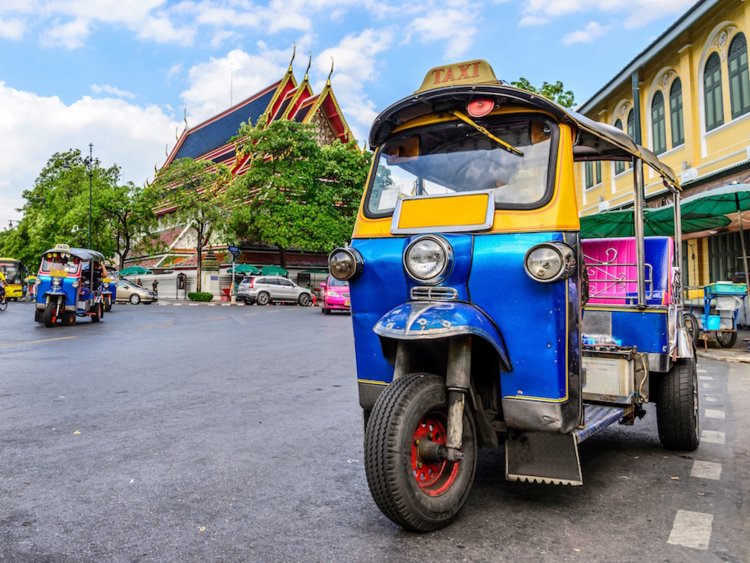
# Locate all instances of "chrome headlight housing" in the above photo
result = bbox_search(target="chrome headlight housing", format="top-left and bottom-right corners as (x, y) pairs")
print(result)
(51, 277), (62, 288)
(403, 235), (453, 285)
(524, 242), (576, 283)
(328, 247), (364, 281)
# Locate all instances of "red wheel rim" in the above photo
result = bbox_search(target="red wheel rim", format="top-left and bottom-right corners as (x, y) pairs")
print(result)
(411, 414), (459, 496)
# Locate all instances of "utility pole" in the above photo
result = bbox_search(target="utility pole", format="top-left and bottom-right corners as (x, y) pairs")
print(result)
(88, 142), (93, 249)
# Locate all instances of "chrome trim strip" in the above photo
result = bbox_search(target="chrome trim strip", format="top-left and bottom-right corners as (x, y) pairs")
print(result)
(410, 286), (458, 301)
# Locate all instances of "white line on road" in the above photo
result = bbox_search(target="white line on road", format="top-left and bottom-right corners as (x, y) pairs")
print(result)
(667, 510), (713, 550)
(705, 396), (719, 403)
(704, 409), (725, 419)
(0, 335), (77, 349)
(690, 461), (722, 480)
(698, 375), (714, 381)
(697, 369), (708, 373)
(701, 430), (726, 444)
(702, 382), (714, 389)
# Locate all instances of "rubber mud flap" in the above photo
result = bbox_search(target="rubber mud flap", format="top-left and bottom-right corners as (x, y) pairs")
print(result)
(505, 431), (582, 485)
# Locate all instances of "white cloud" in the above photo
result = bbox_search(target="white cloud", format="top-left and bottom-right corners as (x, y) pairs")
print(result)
(562, 21), (610, 45)
(407, 6), (478, 58)
(41, 18), (89, 49)
(519, 0), (696, 28)
(0, 17), (26, 40)
(137, 13), (195, 45)
(180, 48), (288, 124)
(314, 28), (395, 140)
(0, 81), (179, 226)
(91, 84), (136, 99)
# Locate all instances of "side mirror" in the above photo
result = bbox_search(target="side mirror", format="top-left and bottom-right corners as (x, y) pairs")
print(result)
(320, 283), (327, 290)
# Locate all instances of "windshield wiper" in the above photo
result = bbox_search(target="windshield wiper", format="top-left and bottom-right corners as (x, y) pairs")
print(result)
(451, 110), (524, 157)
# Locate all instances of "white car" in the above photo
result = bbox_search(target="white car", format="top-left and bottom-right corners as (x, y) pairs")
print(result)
(237, 276), (312, 306)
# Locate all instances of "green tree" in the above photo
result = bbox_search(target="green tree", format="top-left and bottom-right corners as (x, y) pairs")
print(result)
(511, 78), (576, 108)
(0, 149), (130, 269)
(98, 182), (158, 270)
(226, 119), (369, 266)
(151, 158), (231, 291)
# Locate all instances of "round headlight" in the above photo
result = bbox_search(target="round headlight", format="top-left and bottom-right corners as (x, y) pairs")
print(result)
(51, 277), (61, 288)
(328, 247), (363, 281)
(403, 235), (453, 284)
(524, 242), (576, 283)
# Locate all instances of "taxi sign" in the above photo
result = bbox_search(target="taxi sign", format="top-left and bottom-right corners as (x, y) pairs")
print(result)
(54, 243), (71, 251)
(416, 59), (499, 93)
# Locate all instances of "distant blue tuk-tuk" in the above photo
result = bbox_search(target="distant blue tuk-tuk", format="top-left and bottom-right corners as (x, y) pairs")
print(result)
(34, 244), (106, 326)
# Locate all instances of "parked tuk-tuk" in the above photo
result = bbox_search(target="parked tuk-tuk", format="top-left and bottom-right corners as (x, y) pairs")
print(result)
(34, 244), (106, 327)
(329, 60), (697, 532)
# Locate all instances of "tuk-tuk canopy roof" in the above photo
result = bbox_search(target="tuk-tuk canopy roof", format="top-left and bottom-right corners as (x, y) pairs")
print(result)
(369, 69), (679, 190)
(41, 245), (105, 263)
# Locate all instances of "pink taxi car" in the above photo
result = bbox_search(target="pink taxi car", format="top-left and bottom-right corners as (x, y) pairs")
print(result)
(320, 276), (350, 314)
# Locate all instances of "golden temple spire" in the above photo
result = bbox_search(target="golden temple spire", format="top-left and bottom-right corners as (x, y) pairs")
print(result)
(303, 54), (312, 82)
(326, 58), (334, 86)
(287, 44), (296, 73)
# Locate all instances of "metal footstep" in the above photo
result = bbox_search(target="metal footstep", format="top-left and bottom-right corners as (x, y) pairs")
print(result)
(505, 405), (624, 486)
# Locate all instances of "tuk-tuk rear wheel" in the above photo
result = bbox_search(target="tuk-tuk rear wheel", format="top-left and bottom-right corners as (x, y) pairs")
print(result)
(655, 358), (700, 451)
(364, 372), (476, 532)
(716, 330), (737, 348)
(91, 303), (102, 323)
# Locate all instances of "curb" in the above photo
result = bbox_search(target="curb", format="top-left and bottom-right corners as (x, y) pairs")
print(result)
(157, 300), (247, 307)
(696, 349), (750, 364)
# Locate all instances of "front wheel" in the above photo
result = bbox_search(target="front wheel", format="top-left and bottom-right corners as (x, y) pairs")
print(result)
(716, 330), (737, 348)
(655, 359), (700, 451)
(129, 294), (140, 305)
(43, 302), (57, 327)
(364, 372), (477, 532)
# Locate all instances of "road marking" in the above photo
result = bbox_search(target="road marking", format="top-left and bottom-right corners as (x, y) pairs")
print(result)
(188, 303), (199, 307)
(697, 369), (708, 374)
(690, 461), (722, 480)
(704, 409), (725, 419)
(173, 303), (183, 306)
(698, 375), (713, 381)
(701, 430), (726, 444)
(667, 510), (713, 550)
(0, 335), (77, 349)
(702, 382), (714, 389)
(705, 396), (719, 403)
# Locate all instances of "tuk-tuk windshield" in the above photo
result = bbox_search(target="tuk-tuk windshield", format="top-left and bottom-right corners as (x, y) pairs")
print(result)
(366, 115), (557, 217)
(40, 255), (81, 276)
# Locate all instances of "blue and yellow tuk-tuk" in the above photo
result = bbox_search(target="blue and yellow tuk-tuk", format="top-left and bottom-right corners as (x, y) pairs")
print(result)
(34, 244), (106, 327)
(329, 60), (696, 531)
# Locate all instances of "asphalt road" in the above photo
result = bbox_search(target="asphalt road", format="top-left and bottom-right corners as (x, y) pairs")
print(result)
(0, 301), (748, 562)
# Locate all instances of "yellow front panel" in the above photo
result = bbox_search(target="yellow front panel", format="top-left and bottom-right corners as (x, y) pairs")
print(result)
(396, 193), (490, 231)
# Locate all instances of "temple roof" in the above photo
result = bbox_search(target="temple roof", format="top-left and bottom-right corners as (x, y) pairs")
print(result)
(162, 56), (353, 171)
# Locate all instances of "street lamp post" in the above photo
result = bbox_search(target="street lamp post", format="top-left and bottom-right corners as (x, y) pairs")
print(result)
(88, 143), (93, 249)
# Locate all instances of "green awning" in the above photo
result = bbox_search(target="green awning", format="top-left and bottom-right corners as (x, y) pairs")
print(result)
(120, 266), (152, 276)
(230, 264), (262, 275)
(261, 266), (289, 276)
(580, 207), (731, 238)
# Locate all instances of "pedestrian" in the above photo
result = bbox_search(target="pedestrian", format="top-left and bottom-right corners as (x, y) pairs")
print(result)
(136, 277), (142, 287)
(152, 279), (159, 295)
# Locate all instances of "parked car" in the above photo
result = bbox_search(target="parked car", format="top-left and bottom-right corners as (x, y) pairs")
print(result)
(320, 276), (350, 314)
(237, 276), (312, 306)
(116, 279), (157, 305)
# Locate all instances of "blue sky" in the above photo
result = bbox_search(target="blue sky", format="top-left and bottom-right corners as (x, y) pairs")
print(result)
(0, 0), (697, 226)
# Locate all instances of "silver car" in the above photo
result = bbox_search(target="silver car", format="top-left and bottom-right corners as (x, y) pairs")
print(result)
(237, 276), (312, 306)
(116, 279), (158, 305)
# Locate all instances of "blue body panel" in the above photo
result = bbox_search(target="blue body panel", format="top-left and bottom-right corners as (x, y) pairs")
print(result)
(36, 275), (78, 310)
(610, 310), (669, 353)
(469, 232), (571, 401)
(350, 231), (575, 402)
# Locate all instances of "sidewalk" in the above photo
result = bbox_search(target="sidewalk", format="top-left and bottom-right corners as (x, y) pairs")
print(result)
(156, 298), (247, 307)
(696, 328), (750, 364)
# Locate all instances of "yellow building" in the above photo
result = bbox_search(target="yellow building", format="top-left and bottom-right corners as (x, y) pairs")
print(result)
(576, 0), (750, 287)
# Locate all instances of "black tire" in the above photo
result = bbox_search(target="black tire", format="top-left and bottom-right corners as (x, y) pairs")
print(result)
(364, 372), (477, 532)
(683, 312), (699, 345)
(320, 304), (327, 314)
(298, 293), (312, 307)
(43, 303), (56, 327)
(256, 292), (270, 306)
(129, 294), (140, 305)
(716, 330), (737, 348)
(0, 298), (7, 312)
(91, 303), (102, 323)
(655, 359), (700, 451)
(63, 312), (76, 326)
